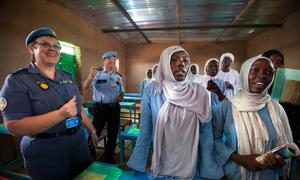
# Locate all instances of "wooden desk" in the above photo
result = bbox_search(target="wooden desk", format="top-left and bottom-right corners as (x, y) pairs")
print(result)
(85, 101), (137, 123)
(84, 107), (92, 118)
(0, 123), (9, 135)
(75, 161), (149, 180)
(124, 93), (141, 97)
(119, 124), (140, 163)
(120, 102), (136, 124)
(123, 96), (141, 103)
(0, 124), (31, 180)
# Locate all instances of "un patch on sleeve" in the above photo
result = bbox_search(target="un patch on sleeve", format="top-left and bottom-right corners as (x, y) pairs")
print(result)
(0, 97), (7, 111)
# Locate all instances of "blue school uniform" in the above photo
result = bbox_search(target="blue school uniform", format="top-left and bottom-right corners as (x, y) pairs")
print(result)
(212, 100), (281, 180)
(210, 78), (226, 109)
(127, 81), (223, 179)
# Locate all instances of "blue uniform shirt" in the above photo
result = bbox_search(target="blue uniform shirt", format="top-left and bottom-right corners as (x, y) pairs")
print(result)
(127, 81), (224, 179)
(92, 67), (124, 103)
(0, 62), (82, 133)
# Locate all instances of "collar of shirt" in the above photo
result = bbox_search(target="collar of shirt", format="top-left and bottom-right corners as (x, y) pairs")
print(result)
(103, 67), (116, 75)
(27, 62), (66, 82)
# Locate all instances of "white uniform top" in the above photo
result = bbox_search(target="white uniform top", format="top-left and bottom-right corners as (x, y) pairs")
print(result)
(216, 68), (240, 99)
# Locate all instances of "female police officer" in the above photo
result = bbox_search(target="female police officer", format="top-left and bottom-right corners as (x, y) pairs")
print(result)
(0, 27), (98, 180)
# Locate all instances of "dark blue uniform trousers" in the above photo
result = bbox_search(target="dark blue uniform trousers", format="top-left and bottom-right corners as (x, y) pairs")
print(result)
(93, 102), (120, 162)
(21, 127), (92, 180)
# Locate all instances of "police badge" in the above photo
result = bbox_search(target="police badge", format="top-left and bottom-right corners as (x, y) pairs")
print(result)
(37, 81), (49, 90)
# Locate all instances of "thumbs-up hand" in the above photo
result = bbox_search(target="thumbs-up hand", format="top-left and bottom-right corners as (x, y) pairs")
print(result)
(89, 67), (97, 77)
(59, 96), (77, 118)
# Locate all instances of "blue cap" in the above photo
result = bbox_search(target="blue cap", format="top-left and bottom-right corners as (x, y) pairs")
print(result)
(102, 51), (118, 59)
(25, 27), (57, 47)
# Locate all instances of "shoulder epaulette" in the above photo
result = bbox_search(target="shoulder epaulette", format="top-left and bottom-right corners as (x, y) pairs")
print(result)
(58, 69), (72, 76)
(11, 66), (28, 76)
(116, 71), (122, 77)
(97, 67), (103, 71)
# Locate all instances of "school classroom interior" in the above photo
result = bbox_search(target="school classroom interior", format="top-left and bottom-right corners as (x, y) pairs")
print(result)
(0, 0), (300, 179)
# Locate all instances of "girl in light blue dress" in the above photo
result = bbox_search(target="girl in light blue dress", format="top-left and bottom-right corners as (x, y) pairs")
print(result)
(212, 56), (299, 180)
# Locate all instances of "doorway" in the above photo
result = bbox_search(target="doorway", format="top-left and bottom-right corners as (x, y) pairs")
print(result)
(56, 41), (82, 92)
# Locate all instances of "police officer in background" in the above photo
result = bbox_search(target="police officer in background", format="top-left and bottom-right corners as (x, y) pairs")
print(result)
(0, 27), (98, 180)
(83, 51), (124, 163)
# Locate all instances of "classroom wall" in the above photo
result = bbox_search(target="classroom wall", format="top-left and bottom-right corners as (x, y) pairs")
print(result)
(126, 41), (247, 93)
(126, 9), (300, 93)
(0, 0), (126, 102)
(247, 9), (300, 69)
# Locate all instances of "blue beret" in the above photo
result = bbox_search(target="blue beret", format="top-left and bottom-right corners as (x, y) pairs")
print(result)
(102, 51), (118, 59)
(25, 27), (57, 47)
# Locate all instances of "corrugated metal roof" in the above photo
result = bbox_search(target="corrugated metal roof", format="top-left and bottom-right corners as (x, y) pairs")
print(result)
(51, 0), (300, 43)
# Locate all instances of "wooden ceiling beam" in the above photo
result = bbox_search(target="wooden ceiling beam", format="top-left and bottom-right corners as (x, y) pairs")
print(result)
(215, 0), (256, 43)
(111, 0), (151, 43)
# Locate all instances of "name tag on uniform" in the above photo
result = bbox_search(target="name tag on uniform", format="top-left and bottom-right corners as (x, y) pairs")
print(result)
(65, 116), (79, 129)
(96, 79), (107, 84)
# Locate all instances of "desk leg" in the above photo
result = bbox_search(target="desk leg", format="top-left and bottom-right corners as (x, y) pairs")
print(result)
(129, 107), (132, 124)
(130, 141), (136, 155)
(119, 136), (124, 163)
(134, 104), (136, 124)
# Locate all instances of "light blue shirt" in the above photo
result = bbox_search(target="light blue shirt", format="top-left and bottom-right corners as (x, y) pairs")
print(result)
(140, 79), (151, 95)
(92, 68), (124, 103)
(127, 81), (224, 179)
(210, 78), (226, 109)
(212, 100), (280, 180)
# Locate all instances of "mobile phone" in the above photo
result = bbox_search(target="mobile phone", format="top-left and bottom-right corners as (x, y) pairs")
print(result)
(271, 145), (295, 159)
(256, 145), (296, 162)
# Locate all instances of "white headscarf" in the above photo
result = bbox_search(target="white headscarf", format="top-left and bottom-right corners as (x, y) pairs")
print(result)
(151, 64), (159, 81)
(187, 63), (200, 82)
(220, 52), (234, 66)
(152, 46), (211, 179)
(230, 56), (295, 179)
(143, 68), (152, 83)
(199, 58), (219, 86)
(145, 68), (152, 78)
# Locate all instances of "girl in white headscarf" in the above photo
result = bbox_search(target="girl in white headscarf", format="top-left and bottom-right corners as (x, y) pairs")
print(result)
(127, 46), (224, 179)
(194, 58), (226, 109)
(142, 64), (159, 95)
(140, 68), (153, 94)
(187, 63), (201, 82)
(216, 52), (241, 99)
(151, 64), (159, 81)
(212, 56), (299, 180)
(199, 58), (220, 85)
